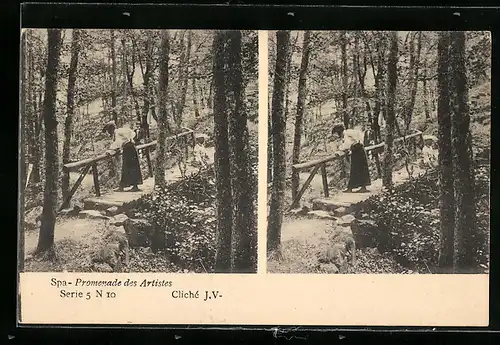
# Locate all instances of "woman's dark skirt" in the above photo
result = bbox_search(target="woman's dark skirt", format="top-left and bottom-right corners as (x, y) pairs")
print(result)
(348, 143), (371, 189)
(121, 142), (143, 188)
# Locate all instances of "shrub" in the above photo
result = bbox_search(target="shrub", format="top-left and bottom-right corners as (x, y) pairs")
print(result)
(362, 164), (489, 272)
(135, 168), (217, 272)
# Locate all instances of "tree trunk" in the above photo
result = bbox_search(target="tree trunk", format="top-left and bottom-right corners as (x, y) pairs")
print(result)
(227, 31), (257, 273)
(192, 76), (200, 118)
(423, 56), (430, 120)
(437, 31), (455, 272)
(140, 30), (154, 139)
(61, 29), (81, 209)
(35, 29), (63, 259)
(404, 31), (422, 131)
(291, 31), (311, 201)
(341, 31), (349, 129)
(382, 31), (398, 188)
(155, 31), (170, 187)
(267, 31), (290, 254)
(284, 32), (298, 122)
(20, 30), (27, 271)
(213, 31), (233, 272)
(176, 30), (192, 128)
(28, 30), (42, 185)
(450, 31), (478, 272)
(110, 30), (118, 125)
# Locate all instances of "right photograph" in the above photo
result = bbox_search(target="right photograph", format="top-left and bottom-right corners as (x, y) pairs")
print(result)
(266, 30), (491, 275)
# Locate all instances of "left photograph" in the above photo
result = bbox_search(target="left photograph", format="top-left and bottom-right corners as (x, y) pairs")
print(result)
(19, 29), (258, 273)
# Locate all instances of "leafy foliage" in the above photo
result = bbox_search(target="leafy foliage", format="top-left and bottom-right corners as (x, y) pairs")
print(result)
(135, 168), (217, 272)
(362, 163), (489, 272)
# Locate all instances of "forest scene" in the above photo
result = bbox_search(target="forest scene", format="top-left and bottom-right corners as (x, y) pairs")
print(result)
(267, 30), (490, 274)
(19, 29), (258, 274)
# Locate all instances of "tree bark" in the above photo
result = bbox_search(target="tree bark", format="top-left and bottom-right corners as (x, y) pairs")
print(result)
(267, 31), (290, 254)
(450, 31), (478, 272)
(155, 31), (170, 187)
(291, 31), (311, 201)
(110, 30), (118, 125)
(27, 30), (42, 185)
(20, 30), (27, 271)
(404, 31), (422, 131)
(422, 56), (430, 120)
(140, 30), (154, 139)
(227, 31), (257, 273)
(213, 31), (233, 272)
(61, 29), (81, 209)
(437, 31), (455, 272)
(340, 31), (349, 129)
(382, 31), (398, 188)
(176, 30), (192, 127)
(35, 29), (63, 259)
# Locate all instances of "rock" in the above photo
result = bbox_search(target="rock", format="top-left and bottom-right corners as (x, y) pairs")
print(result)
(333, 207), (348, 217)
(59, 205), (81, 217)
(110, 213), (129, 226)
(91, 262), (114, 273)
(337, 214), (356, 226)
(289, 205), (310, 216)
(58, 208), (74, 216)
(124, 208), (138, 218)
(105, 206), (120, 216)
(78, 210), (109, 220)
(307, 210), (336, 220)
(123, 218), (155, 248)
(109, 224), (126, 234)
(350, 218), (383, 249)
(23, 206), (43, 230)
(319, 263), (339, 274)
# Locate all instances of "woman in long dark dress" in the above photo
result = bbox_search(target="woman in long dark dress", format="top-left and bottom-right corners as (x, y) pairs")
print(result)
(106, 126), (143, 192)
(332, 124), (371, 193)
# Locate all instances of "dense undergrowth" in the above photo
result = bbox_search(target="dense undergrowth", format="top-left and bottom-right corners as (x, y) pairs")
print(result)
(361, 161), (490, 273)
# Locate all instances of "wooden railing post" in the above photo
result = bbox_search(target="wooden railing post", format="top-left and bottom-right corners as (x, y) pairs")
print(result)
(145, 147), (153, 178)
(289, 164), (321, 210)
(320, 163), (329, 198)
(58, 164), (92, 212)
(91, 163), (101, 197)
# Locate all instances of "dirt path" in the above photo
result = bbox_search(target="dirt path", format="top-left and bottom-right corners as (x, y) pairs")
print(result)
(281, 216), (333, 244)
(24, 218), (111, 256)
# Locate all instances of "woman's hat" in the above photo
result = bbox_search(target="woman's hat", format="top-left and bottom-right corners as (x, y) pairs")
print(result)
(102, 120), (116, 133)
(332, 123), (345, 136)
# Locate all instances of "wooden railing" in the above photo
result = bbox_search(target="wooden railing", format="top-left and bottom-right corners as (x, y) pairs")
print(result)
(60, 128), (196, 211)
(288, 131), (423, 210)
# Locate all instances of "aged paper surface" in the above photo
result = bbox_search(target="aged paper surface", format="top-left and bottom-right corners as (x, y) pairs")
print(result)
(19, 29), (490, 326)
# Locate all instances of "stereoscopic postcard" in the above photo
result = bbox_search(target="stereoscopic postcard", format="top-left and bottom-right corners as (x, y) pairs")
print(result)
(18, 23), (490, 326)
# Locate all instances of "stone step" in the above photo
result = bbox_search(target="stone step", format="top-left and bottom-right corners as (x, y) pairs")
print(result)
(84, 198), (125, 212)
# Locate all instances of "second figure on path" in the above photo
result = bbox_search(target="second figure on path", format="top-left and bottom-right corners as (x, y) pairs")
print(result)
(332, 124), (371, 193)
(106, 123), (143, 192)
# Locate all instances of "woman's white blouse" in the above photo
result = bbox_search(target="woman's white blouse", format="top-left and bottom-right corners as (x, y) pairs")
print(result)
(109, 127), (136, 150)
(340, 129), (365, 151)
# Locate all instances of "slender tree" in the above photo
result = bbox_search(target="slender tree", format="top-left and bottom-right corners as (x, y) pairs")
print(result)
(35, 29), (63, 259)
(155, 30), (170, 187)
(450, 31), (478, 272)
(110, 30), (118, 125)
(61, 29), (81, 209)
(291, 31), (312, 200)
(213, 31), (233, 272)
(340, 31), (349, 129)
(20, 30), (27, 272)
(437, 31), (455, 271)
(227, 31), (257, 273)
(382, 31), (398, 188)
(267, 31), (290, 254)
